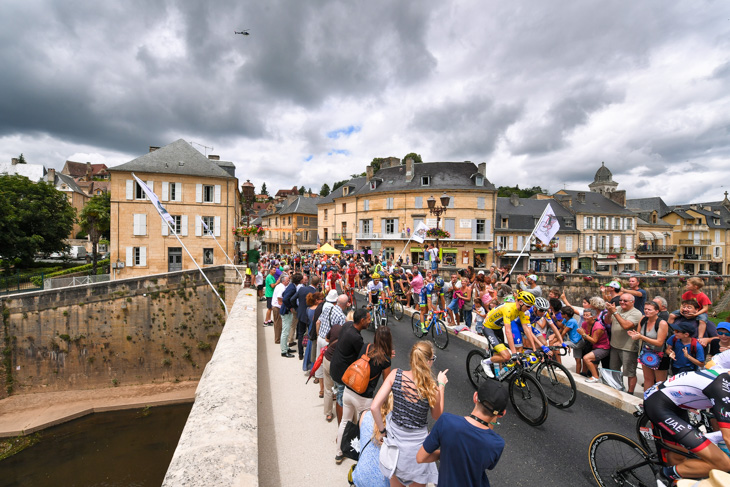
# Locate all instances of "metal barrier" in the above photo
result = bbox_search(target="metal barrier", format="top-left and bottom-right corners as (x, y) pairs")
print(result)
(0, 272), (44, 296)
(44, 274), (111, 290)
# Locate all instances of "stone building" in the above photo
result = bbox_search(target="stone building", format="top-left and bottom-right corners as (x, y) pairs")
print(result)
(108, 139), (240, 278)
(261, 196), (320, 253)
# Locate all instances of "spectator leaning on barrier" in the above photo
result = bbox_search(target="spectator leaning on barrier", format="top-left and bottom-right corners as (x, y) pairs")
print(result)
(606, 293), (642, 394)
(623, 277), (647, 316)
(666, 320), (705, 375)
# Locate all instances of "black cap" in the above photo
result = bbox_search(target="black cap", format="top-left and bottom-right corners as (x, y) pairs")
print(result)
(478, 380), (508, 415)
(670, 321), (695, 334)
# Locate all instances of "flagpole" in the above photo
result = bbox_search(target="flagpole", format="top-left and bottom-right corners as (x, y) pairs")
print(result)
(396, 235), (414, 263)
(508, 203), (550, 276)
(205, 226), (244, 284)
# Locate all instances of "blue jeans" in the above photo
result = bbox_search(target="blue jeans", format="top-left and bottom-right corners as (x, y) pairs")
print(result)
(462, 309), (472, 327)
(334, 381), (345, 407)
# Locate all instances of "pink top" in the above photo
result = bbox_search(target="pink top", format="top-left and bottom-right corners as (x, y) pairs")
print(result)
(582, 321), (610, 350)
(411, 273), (424, 294)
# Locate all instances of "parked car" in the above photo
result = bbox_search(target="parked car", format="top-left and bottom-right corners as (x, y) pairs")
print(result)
(697, 270), (719, 276)
(572, 268), (601, 275)
(643, 270), (668, 277)
(666, 270), (689, 276)
(618, 270), (642, 277)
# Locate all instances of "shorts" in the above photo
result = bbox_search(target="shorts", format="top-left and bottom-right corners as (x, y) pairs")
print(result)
(431, 260), (438, 270)
(266, 297), (273, 309)
(565, 338), (585, 350)
(588, 347), (610, 362)
(481, 327), (508, 354)
(370, 294), (379, 305)
(644, 390), (711, 453)
(609, 348), (639, 378)
(248, 262), (258, 275)
(419, 294), (430, 307)
(257, 284), (264, 291)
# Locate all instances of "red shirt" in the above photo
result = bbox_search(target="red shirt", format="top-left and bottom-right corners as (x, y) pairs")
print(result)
(346, 267), (358, 286)
(682, 291), (712, 309)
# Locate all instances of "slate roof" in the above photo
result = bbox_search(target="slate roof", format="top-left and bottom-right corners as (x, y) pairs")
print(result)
(0, 162), (46, 181)
(108, 139), (234, 179)
(626, 197), (671, 216)
(673, 204), (730, 229)
(318, 176), (369, 204)
(554, 190), (635, 215)
(495, 197), (579, 233)
(54, 172), (87, 195)
(278, 196), (321, 215)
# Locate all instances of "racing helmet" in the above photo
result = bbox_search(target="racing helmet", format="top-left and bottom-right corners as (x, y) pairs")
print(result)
(517, 291), (536, 306)
(435, 277), (445, 288)
(371, 272), (381, 279)
(534, 297), (550, 311)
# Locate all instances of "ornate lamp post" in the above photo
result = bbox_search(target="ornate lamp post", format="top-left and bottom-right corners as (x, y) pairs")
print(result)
(427, 193), (451, 271)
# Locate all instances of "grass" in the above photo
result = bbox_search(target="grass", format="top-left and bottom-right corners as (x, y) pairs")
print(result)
(714, 310), (730, 322)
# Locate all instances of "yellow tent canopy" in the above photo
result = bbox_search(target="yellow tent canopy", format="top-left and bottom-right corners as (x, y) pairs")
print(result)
(314, 243), (341, 255)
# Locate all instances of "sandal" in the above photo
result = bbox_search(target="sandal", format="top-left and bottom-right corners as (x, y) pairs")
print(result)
(314, 378), (320, 384)
(319, 391), (324, 398)
(326, 414), (334, 422)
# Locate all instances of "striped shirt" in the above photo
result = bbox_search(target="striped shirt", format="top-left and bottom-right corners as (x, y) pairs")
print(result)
(318, 302), (346, 339)
(391, 369), (431, 429)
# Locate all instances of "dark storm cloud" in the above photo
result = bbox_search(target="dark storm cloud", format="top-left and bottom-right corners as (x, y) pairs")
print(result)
(410, 95), (522, 158)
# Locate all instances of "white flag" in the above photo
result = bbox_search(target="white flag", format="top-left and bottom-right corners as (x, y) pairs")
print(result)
(132, 173), (174, 225)
(200, 218), (211, 235)
(412, 221), (429, 244)
(533, 203), (560, 245)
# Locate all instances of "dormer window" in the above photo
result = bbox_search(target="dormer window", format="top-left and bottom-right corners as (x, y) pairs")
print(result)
(475, 175), (483, 186)
(342, 186), (349, 196)
(421, 176), (431, 186)
(714, 218), (720, 225)
(501, 217), (508, 228)
(565, 218), (574, 228)
(370, 181), (377, 190)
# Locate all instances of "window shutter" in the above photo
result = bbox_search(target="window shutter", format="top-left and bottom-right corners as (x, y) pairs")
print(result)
(146, 181), (153, 197)
(181, 215), (188, 236)
(508, 236), (514, 250)
(364, 199), (369, 211)
(133, 214), (139, 235)
(126, 180), (133, 200)
(517, 236), (524, 249)
(415, 197), (422, 209)
(485, 219), (492, 240)
(162, 220), (168, 236)
(394, 218), (399, 235)
(139, 247), (147, 267)
(626, 235), (633, 249)
(359, 220), (363, 235)
(381, 219), (385, 235)
(583, 217), (587, 229)
(471, 219), (477, 240)
(214, 216), (221, 237)
(126, 247), (133, 266)
(175, 183), (182, 201)
(477, 197), (485, 210)
(195, 216), (202, 236)
(214, 185), (221, 204)
(161, 182), (169, 202)
(196, 184), (203, 203)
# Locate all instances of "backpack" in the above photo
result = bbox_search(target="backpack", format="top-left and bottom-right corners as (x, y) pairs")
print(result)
(668, 335), (698, 357)
(341, 344), (371, 394)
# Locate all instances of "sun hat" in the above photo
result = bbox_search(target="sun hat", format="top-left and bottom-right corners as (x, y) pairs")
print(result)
(325, 290), (339, 303)
(478, 380), (509, 415)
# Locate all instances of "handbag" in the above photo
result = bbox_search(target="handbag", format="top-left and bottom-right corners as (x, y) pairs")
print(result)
(341, 344), (371, 394)
(639, 347), (663, 370)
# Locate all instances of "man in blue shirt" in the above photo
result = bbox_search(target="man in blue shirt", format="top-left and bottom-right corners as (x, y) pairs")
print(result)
(417, 380), (507, 487)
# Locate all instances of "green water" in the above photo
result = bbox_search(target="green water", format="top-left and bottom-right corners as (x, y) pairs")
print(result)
(0, 403), (192, 487)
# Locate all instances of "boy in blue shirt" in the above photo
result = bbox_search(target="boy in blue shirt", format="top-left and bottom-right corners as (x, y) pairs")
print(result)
(666, 321), (705, 375)
(560, 307), (584, 351)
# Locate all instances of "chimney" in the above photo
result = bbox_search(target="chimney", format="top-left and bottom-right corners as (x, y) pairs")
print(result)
(405, 157), (415, 182)
(46, 168), (56, 183)
(577, 192), (586, 204)
(11, 158), (18, 165)
(208, 155), (220, 160)
(366, 165), (374, 182)
(85, 162), (92, 180)
(607, 190), (627, 207)
(149, 146), (160, 152)
(478, 162), (486, 177)
(509, 193), (520, 207)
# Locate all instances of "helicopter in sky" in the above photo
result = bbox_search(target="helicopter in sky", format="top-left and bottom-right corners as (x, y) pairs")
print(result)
(234, 30), (250, 36)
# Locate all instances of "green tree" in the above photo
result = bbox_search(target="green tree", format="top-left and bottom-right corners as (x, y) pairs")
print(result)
(79, 192), (111, 275)
(370, 157), (385, 173)
(402, 152), (423, 163)
(332, 180), (348, 191)
(17, 153), (27, 164)
(298, 186), (305, 195)
(320, 183), (330, 197)
(0, 175), (76, 268)
(260, 182), (269, 196)
(497, 185), (549, 198)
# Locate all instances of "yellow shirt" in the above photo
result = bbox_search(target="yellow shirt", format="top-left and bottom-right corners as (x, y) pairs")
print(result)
(484, 302), (530, 330)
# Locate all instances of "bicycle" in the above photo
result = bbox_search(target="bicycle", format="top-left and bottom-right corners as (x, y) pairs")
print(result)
(383, 288), (404, 321)
(465, 347), (549, 426)
(526, 346), (577, 409)
(362, 294), (388, 331)
(344, 285), (357, 311)
(411, 309), (449, 350)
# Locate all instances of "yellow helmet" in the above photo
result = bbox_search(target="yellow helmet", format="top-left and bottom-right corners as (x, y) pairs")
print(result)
(517, 291), (535, 306)
(371, 272), (381, 279)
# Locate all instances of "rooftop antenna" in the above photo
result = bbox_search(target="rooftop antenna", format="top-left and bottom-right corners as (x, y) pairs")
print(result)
(190, 141), (214, 156)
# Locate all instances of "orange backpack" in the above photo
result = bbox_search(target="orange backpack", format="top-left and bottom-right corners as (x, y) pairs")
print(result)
(341, 345), (371, 394)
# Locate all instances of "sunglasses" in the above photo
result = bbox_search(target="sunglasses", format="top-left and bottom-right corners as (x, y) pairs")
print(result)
(718, 331), (730, 337)
(618, 300), (631, 303)
(428, 355), (437, 362)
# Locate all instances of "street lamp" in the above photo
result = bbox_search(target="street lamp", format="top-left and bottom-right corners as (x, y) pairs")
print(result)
(427, 193), (451, 272)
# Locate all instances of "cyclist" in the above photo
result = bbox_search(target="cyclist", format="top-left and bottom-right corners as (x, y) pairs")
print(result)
(345, 261), (360, 290)
(643, 368), (730, 481)
(509, 296), (552, 352)
(481, 292), (552, 368)
(419, 276), (446, 332)
(367, 272), (384, 307)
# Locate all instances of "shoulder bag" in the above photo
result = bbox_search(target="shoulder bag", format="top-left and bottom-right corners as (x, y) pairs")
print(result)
(341, 344), (371, 394)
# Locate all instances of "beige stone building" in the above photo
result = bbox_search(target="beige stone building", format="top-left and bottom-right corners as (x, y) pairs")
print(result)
(261, 195), (320, 253)
(108, 139), (240, 278)
(317, 158), (497, 267)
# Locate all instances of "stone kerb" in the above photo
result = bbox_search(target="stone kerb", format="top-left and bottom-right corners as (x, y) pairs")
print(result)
(162, 289), (259, 487)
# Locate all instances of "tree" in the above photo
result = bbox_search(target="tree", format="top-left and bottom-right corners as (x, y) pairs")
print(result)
(370, 157), (385, 173)
(79, 192), (111, 275)
(17, 153), (26, 164)
(402, 152), (423, 163)
(497, 185), (549, 198)
(350, 172), (366, 178)
(307, 188), (312, 195)
(298, 186), (305, 195)
(0, 175), (76, 268)
(319, 183), (330, 197)
(260, 182), (269, 196)
(332, 180), (348, 191)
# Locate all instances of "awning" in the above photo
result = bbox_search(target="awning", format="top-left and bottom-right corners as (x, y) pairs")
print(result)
(410, 247), (424, 252)
(651, 231), (666, 240)
(474, 248), (490, 254)
(616, 258), (639, 264)
(503, 252), (527, 257)
(639, 231), (654, 241)
(596, 259), (617, 264)
(442, 248), (458, 254)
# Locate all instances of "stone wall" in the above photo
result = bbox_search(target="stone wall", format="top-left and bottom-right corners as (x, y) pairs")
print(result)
(0, 266), (243, 398)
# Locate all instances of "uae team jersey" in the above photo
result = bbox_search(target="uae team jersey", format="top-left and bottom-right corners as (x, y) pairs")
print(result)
(645, 367), (730, 416)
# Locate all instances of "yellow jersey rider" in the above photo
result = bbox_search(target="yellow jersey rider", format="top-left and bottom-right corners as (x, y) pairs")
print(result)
(481, 292), (537, 366)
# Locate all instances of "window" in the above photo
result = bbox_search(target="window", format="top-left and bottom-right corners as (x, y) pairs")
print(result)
(626, 218), (633, 229)
(126, 246), (146, 267)
(133, 214), (147, 235)
(501, 217), (508, 228)
(203, 248), (214, 265)
(421, 176), (430, 186)
(162, 182), (182, 202)
(584, 216), (593, 229)
(498, 236), (509, 250)
(288, 216), (291, 225)
(324, 209), (328, 220)
(342, 203), (347, 213)
(676, 218), (681, 225)
(363, 199), (370, 211)
(370, 181), (377, 190)
(203, 184), (215, 203)
(275, 217), (278, 225)
(625, 235), (633, 250)
(134, 181), (149, 200)
(134, 247), (142, 265)
(202, 216), (215, 235)
(383, 247), (395, 260)
(715, 247), (722, 258)
(476, 219), (486, 238)
(566, 236), (573, 252)
(386, 197), (394, 210)
(476, 175), (483, 186)
(565, 218), (574, 228)
(598, 217), (606, 230)
(171, 215), (182, 234)
(303, 217), (309, 225)
(714, 218), (720, 225)
(341, 222), (347, 235)
(614, 217), (621, 230)
(385, 219), (395, 234)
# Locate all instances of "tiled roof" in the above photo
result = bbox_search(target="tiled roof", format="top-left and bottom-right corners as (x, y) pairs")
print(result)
(63, 161), (109, 178)
(495, 197), (579, 233)
(279, 196), (321, 215)
(554, 190), (635, 215)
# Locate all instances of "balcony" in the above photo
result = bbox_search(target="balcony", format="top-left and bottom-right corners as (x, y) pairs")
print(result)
(333, 233), (353, 240)
(681, 224), (709, 232)
(635, 245), (677, 255)
(682, 254), (709, 261)
(679, 239), (711, 246)
(596, 246), (626, 254)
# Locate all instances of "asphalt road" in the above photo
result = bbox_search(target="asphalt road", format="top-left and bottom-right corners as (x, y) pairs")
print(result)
(361, 312), (638, 487)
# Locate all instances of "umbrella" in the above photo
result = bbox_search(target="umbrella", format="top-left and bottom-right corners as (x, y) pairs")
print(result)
(302, 337), (314, 372)
(306, 345), (328, 383)
(313, 243), (340, 255)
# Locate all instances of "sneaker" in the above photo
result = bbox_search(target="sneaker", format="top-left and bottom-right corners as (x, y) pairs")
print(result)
(585, 377), (600, 383)
(480, 359), (494, 378)
(420, 324), (428, 333)
(335, 454), (344, 465)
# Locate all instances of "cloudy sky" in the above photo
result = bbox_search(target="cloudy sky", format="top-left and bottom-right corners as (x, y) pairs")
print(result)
(2, 1), (729, 204)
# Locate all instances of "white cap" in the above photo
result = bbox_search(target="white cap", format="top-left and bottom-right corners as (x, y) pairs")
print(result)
(527, 274), (538, 282)
(478, 270), (485, 275)
(325, 290), (339, 303)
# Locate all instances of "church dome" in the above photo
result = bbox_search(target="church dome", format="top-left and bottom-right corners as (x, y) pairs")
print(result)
(594, 162), (613, 182)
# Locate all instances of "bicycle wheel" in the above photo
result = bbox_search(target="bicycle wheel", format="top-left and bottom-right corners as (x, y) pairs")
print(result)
(411, 312), (425, 338)
(432, 319), (449, 350)
(635, 414), (658, 458)
(508, 372), (549, 426)
(588, 432), (656, 487)
(391, 301), (404, 321)
(466, 349), (491, 390)
(379, 309), (389, 329)
(347, 291), (357, 310)
(535, 360), (576, 409)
